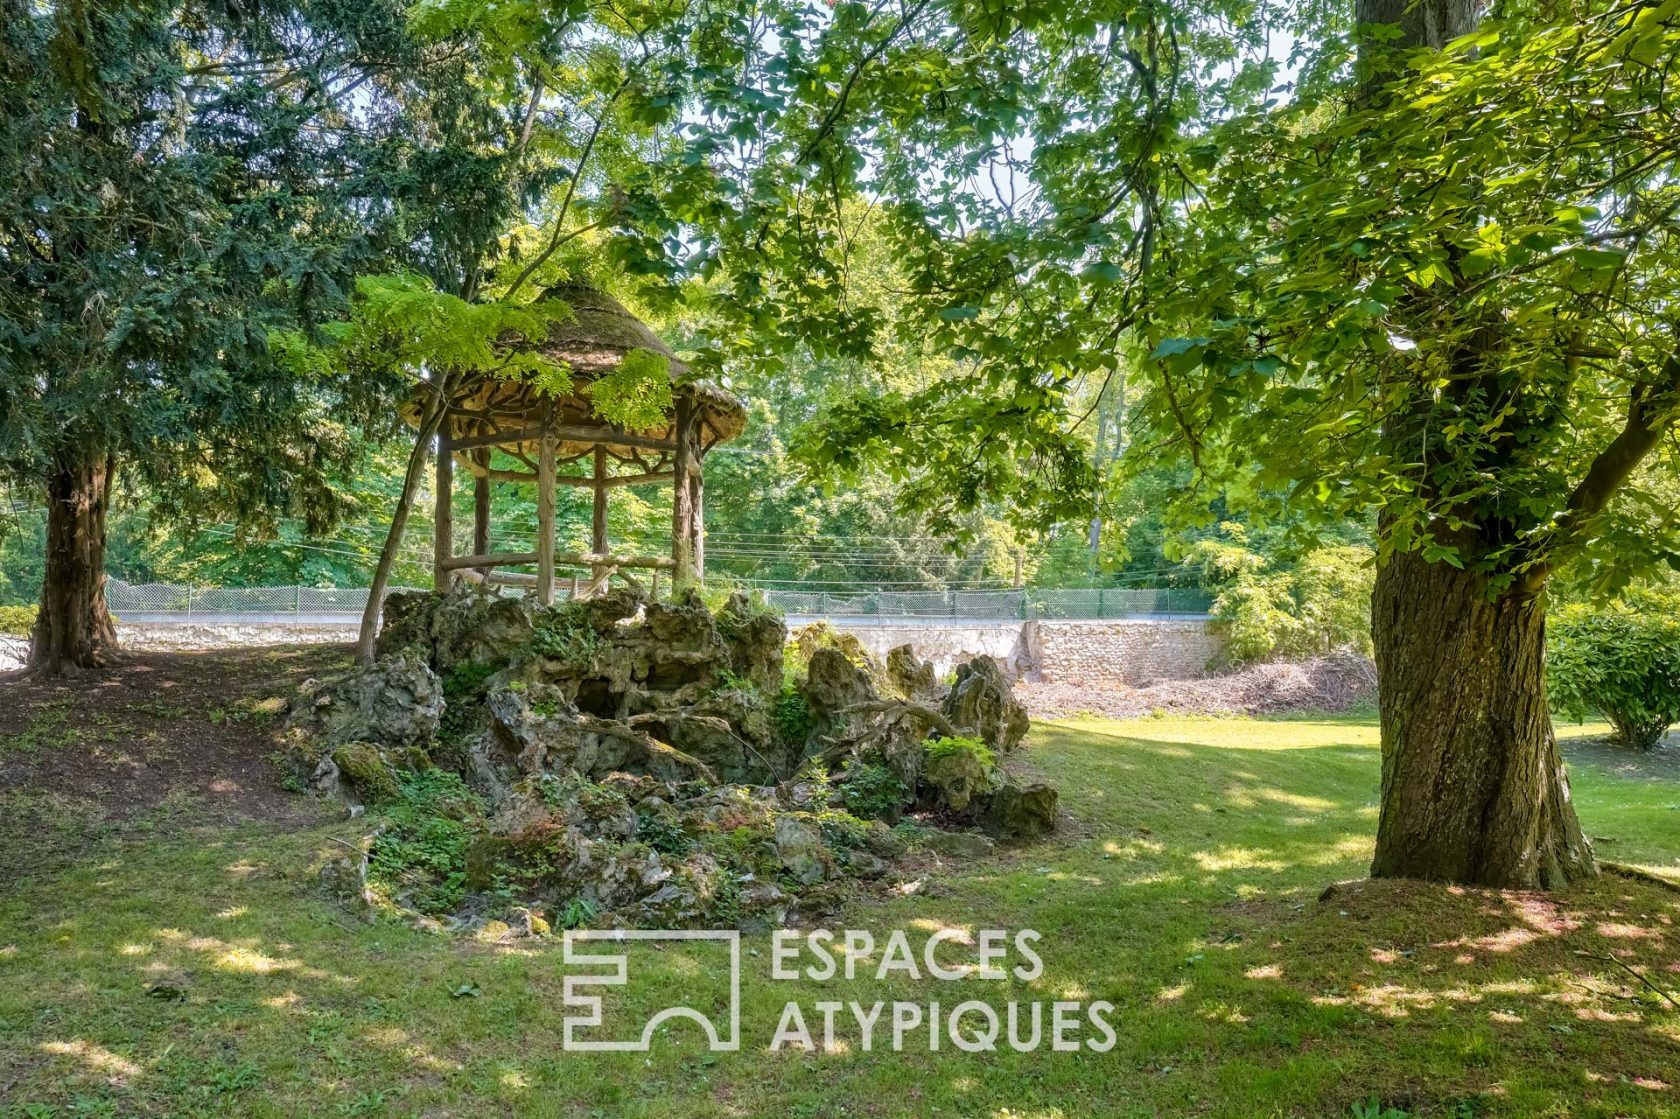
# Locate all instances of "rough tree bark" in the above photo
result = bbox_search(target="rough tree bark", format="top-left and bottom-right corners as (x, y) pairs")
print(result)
(1359, 0), (1597, 888)
(28, 452), (120, 674)
(1370, 545), (1595, 887)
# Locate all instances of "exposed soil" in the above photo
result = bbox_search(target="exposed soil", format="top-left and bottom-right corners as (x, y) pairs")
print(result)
(1017, 651), (1378, 719)
(0, 644), (350, 874)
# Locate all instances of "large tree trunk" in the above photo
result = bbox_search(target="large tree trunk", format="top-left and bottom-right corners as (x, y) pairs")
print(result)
(1353, 0), (1595, 890)
(1370, 549), (1595, 888)
(29, 452), (119, 674)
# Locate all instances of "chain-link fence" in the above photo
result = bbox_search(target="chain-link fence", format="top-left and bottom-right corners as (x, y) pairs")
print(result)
(108, 577), (1209, 622)
(763, 586), (1212, 619)
(107, 579), (417, 622)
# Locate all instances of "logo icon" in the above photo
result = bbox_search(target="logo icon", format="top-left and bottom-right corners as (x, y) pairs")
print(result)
(562, 929), (742, 1051)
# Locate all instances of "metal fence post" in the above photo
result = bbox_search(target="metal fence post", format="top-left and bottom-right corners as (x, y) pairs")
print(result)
(185, 584), (193, 622)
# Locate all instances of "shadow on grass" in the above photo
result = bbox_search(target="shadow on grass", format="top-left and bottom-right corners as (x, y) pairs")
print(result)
(0, 716), (1675, 1118)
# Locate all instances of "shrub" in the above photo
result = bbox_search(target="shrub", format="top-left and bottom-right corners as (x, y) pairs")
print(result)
(636, 806), (695, 856)
(771, 681), (814, 746)
(0, 604), (35, 637)
(838, 759), (909, 821)
(1188, 531), (1374, 664)
(530, 602), (601, 670)
(366, 770), (487, 914)
(1549, 595), (1680, 750)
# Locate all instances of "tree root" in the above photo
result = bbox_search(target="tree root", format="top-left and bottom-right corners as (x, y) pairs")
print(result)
(1599, 860), (1680, 894)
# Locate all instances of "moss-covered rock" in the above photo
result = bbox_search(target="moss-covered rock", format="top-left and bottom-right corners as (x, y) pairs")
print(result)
(918, 735), (1002, 815)
(984, 779), (1059, 840)
(332, 742), (401, 804)
(942, 656), (1030, 753)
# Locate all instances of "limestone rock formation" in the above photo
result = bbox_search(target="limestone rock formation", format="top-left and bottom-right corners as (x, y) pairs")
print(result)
(886, 644), (939, 702)
(985, 780), (1059, 840)
(800, 648), (875, 735)
(285, 588), (1056, 933)
(290, 654), (443, 751)
(942, 656), (1031, 752)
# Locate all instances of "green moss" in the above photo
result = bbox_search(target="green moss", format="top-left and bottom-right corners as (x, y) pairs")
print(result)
(923, 734), (996, 770)
(331, 743), (400, 804)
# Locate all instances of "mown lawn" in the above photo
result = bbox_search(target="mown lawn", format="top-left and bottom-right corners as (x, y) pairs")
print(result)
(2, 713), (1678, 1118)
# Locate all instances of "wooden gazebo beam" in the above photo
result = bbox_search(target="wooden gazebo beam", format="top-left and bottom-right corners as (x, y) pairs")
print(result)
(450, 424), (677, 454)
(475, 467), (673, 488)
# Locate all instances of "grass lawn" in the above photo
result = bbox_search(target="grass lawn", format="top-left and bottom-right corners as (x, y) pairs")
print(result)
(2, 696), (1679, 1118)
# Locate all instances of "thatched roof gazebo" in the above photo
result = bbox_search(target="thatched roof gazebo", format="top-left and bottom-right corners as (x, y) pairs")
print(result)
(414, 284), (745, 605)
(423, 283), (746, 605)
(354, 283), (743, 660)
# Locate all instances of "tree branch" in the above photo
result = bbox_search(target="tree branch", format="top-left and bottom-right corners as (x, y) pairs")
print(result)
(1520, 349), (1680, 594)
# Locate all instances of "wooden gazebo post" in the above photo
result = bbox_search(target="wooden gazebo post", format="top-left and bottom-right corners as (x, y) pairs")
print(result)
(472, 448), (491, 583)
(591, 445), (609, 585)
(536, 429), (557, 605)
(432, 431), (453, 591)
(671, 394), (697, 588)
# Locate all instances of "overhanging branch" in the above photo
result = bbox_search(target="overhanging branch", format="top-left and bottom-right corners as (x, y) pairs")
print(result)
(1520, 349), (1680, 594)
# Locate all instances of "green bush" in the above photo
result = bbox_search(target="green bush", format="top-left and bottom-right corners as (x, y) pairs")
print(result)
(923, 734), (996, 770)
(771, 681), (814, 746)
(1549, 595), (1680, 750)
(0, 604), (35, 637)
(530, 601), (601, 670)
(838, 759), (909, 821)
(1187, 530), (1374, 664)
(367, 770), (487, 914)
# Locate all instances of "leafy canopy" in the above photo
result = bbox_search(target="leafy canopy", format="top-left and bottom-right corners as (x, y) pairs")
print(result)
(1138, 4), (1680, 592)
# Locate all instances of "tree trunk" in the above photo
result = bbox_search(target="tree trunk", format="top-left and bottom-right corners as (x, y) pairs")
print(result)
(1370, 548), (1595, 888)
(29, 452), (119, 674)
(357, 385), (452, 663)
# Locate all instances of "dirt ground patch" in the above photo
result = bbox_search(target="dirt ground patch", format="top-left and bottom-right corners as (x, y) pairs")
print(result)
(1018, 651), (1378, 719)
(0, 644), (349, 875)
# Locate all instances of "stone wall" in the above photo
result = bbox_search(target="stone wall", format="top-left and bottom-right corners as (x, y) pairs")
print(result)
(820, 618), (1224, 686)
(117, 623), (359, 650)
(1, 616), (1225, 688)
(1031, 619), (1225, 685)
(822, 622), (1036, 681)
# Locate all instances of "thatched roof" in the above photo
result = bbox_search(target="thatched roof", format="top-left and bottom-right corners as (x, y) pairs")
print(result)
(410, 283), (746, 469)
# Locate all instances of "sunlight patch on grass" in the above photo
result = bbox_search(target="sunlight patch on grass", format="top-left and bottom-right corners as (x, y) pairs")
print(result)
(1193, 846), (1286, 872)
(39, 1039), (144, 1082)
(1, 713), (1676, 1117)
